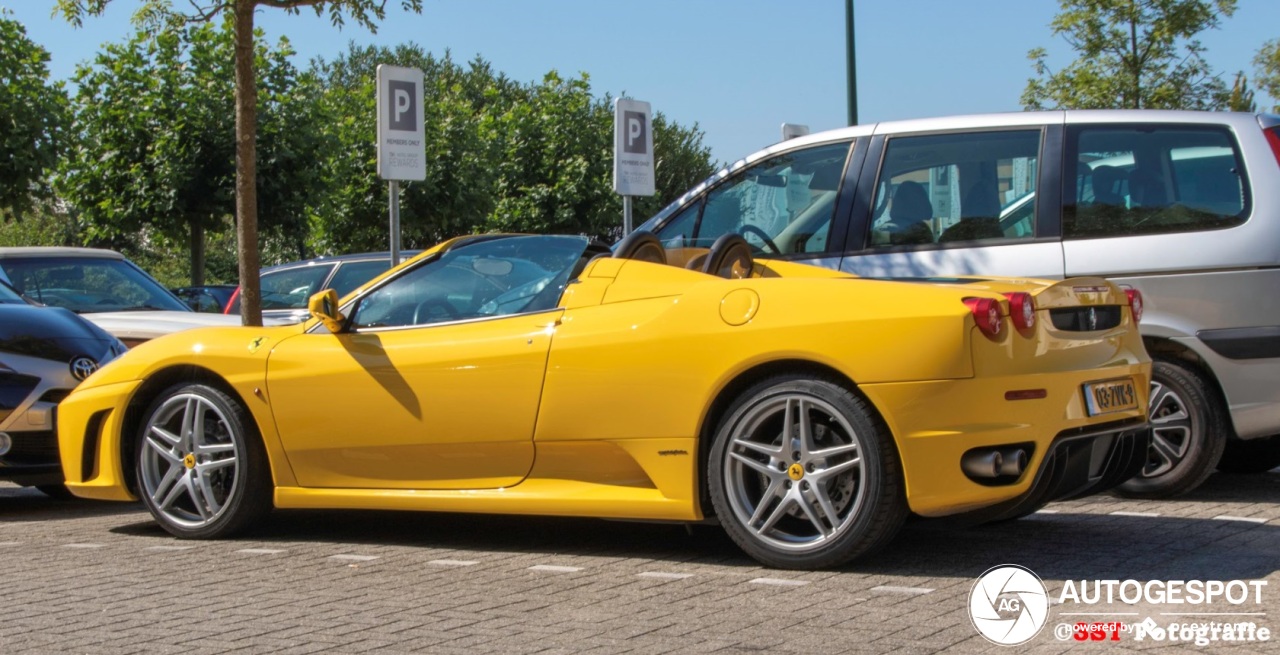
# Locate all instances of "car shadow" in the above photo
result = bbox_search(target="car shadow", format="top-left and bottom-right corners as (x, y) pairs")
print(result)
(0, 485), (144, 522)
(101, 472), (1280, 579)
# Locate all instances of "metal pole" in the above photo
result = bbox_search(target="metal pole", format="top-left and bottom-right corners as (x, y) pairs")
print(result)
(623, 196), (633, 235)
(389, 180), (401, 267)
(846, 0), (858, 126)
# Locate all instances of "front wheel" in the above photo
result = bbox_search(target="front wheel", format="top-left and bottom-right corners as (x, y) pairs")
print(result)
(707, 375), (906, 569)
(135, 383), (272, 539)
(1116, 359), (1226, 499)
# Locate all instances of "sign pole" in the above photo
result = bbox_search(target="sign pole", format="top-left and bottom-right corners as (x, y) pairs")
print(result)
(376, 63), (425, 265)
(613, 98), (655, 238)
(388, 180), (401, 267)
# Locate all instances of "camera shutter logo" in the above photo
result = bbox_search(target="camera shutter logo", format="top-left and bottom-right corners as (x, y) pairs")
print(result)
(969, 564), (1049, 645)
(70, 356), (99, 381)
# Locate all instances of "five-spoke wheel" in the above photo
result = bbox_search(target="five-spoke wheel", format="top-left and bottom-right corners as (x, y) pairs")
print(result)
(136, 383), (270, 538)
(708, 376), (905, 569)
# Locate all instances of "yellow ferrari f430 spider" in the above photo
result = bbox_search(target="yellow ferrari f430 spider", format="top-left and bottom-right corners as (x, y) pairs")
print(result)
(57, 232), (1151, 568)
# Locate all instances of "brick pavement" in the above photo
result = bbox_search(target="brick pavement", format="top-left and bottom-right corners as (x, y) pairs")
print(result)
(2, 470), (1278, 654)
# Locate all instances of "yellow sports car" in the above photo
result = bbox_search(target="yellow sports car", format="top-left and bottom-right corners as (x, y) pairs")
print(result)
(56, 232), (1151, 569)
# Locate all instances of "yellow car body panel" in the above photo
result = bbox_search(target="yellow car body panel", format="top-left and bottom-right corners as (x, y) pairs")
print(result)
(57, 235), (1150, 530)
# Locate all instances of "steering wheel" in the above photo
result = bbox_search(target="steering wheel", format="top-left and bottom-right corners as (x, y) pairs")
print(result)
(738, 225), (782, 254)
(412, 298), (460, 325)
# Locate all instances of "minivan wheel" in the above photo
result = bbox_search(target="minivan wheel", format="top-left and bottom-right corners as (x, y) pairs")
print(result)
(1116, 360), (1226, 499)
(1216, 435), (1280, 474)
(707, 375), (907, 569)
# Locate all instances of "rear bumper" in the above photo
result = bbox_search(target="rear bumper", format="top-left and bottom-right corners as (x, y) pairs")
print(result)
(950, 418), (1150, 523)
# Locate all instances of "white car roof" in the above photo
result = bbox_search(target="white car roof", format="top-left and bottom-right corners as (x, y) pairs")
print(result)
(0, 247), (126, 260)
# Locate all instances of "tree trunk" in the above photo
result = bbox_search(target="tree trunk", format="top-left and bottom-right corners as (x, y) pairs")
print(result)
(233, 0), (262, 326)
(190, 221), (205, 286)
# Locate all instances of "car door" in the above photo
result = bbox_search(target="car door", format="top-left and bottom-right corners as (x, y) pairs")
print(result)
(265, 239), (576, 490)
(839, 117), (1068, 280)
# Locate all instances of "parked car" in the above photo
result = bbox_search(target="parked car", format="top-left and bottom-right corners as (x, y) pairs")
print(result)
(56, 234), (1149, 569)
(0, 279), (126, 496)
(637, 110), (1280, 496)
(224, 251), (419, 323)
(0, 248), (246, 347)
(172, 284), (237, 313)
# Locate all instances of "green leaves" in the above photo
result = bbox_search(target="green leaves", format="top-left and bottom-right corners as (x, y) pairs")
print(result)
(1022, 0), (1237, 110)
(0, 16), (68, 220)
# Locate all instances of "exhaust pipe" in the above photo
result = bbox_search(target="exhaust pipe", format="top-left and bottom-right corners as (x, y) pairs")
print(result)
(961, 449), (1003, 479)
(998, 448), (1028, 477)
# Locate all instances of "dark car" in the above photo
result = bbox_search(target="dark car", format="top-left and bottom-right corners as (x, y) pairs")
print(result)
(171, 284), (238, 313)
(225, 251), (419, 323)
(0, 279), (126, 496)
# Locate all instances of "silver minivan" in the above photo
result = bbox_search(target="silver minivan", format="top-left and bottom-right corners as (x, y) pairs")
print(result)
(638, 110), (1280, 498)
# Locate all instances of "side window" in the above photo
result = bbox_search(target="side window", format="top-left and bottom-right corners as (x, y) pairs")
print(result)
(869, 130), (1041, 247)
(328, 260), (390, 299)
(1065, 126), (1247, 239)
(260, 265), (336, 310)
(654, 142), (851, 257)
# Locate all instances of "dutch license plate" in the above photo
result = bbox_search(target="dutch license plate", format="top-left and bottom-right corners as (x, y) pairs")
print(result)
(1083, 378), (1139, 416)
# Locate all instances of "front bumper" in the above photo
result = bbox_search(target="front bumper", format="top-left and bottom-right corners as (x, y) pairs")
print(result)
(0, 429), (63, 486)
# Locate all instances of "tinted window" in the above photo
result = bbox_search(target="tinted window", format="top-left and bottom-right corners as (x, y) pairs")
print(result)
(654, 142), (851, 258)
(351, 235), (588, 330)
(0, 256), (189, 313)
(259, 264), (336, 310)
(328, 260), (391, 298)
(1065, 126), (1247, 239)
(869, 130), (1042, 247)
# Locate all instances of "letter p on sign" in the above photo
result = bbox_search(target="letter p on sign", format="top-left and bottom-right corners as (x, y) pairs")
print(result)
(623, 111), (647, 154)
(388, 80), (417, 131)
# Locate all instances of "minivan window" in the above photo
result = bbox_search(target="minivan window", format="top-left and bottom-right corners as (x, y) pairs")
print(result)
(868, 130), (1042, 247)
(1064, 126), (1247, 239)
(654, 142), (851, 259)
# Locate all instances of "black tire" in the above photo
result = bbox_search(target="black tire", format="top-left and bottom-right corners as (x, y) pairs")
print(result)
(35, 484), (75, 500)
(707, 375), (907, 569)
(1116, 359), (1227, 499)
(1216, 435), (1280, 474)
(134, 383), (272, 539)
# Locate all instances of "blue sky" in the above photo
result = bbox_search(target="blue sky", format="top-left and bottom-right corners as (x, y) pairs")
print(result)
(5, 0), (1279, 165)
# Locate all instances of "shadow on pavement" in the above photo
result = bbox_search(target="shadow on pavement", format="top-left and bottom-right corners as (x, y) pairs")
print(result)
(0, 484), (144, 522)
(88, 471), (1280, 579)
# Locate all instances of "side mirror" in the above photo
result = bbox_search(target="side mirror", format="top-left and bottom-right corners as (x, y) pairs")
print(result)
(307, 289), (345, 333)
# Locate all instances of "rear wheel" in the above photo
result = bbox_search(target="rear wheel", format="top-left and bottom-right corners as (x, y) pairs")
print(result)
(708, 375), (906, 569)
(1117, 359), (1226, 499)
(1216, 435), (1280, 474)
(135, 383), (272, 539)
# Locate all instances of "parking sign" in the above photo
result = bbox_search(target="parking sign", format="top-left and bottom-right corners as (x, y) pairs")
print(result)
(613, 98), (655, 196)
(377, 65), (425, 181)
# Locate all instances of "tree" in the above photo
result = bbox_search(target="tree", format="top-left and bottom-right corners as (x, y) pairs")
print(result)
(58, 20), (321, 285)
(306, 45), (516, 254)
(1255, 39), (1280, 113)
(0, 13), (68, 220)
(1226, 71), (1256, 112)
(58, 0), (423, 326)
(1022, 0), (1236, 111)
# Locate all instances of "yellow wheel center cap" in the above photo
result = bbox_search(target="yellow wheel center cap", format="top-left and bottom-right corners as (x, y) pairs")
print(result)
(787, 463), (805, 481)
(183, 453), (196, 469)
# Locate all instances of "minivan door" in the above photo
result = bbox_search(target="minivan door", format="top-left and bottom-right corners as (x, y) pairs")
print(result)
(839, 121), (1067, 280)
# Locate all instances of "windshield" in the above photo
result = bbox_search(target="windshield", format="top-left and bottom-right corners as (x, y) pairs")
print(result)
(0, 256), (190, 313)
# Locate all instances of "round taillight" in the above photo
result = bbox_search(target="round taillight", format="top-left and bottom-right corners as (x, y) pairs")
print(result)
(1003, 292), (1036, 331)
(963, 297), (1003, 338)
(1126, 288), (1144, 324)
